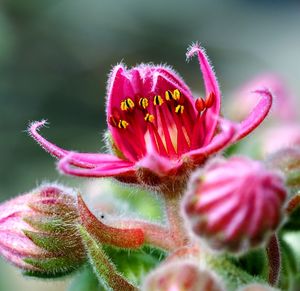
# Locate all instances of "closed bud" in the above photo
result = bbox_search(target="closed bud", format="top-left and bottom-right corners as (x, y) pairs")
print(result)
(142, 260), (223, 291)
(0, 184), (85, 277)
(184, 157), (287, 253)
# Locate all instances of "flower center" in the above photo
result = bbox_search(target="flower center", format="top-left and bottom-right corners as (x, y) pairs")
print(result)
(109, 89), (215, 159)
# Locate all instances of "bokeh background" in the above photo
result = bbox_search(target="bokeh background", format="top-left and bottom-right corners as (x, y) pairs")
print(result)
(0, 0), (300, 290)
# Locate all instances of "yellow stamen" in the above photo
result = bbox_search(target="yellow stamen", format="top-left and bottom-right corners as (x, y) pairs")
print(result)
(144, 113), (155, 123)
(118, 120), (129, 129)
(121, 98), (135, 111)
(175, 104), (184, 114)
(138, 97), (149, 109)
(154, 95), (164, 106)
(165, 90), (173, 101)
(173, 89), (181, 101)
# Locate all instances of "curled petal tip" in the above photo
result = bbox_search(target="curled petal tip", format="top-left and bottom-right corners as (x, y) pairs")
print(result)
(27, 120), (67, 159)
(234, 88), (273, 142)
(186, 42), (203, 60)
(27, 120), (48, 134)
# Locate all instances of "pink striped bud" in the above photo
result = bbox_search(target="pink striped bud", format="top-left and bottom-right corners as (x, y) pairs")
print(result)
(184, 157), (287, 253)
(142, 260), (223, 291)
(0, 184), (84, 277)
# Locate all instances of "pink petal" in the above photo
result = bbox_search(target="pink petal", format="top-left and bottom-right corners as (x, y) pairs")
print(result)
(184, 120), (236, 162)
(136, 143), (182, 176)
(234, 89), (273, 142)
(151, 72), (194, 106)
(59, 152), (132, 169)
(58, 153), (135, 178)
(106, 64), (134, 116)
(28, 120), (67, 159)
(186, 43), (221, 144)
(154, 66), (194, 99)
(28, 121), (133, 172)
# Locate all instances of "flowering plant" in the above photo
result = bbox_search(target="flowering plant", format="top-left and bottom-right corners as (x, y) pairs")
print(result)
(1, 43), (300, 291)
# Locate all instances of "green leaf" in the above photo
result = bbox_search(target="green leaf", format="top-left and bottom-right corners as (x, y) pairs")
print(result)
(205, 253), (264, 290)
(23, 257), (81, 278)
(24, 215), (70, 233)
(78, 225), (138, 291)
(23, 230), (71, 252)
(234, 248), (268, 280)
(68, 265), (105, 291)
(104, 245), (166, 286)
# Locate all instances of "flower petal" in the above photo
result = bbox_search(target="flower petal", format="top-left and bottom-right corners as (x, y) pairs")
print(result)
(106, 64), (134, 116)
(151, 71), (196, 110)
(136, 142), (182, 176)
(58, 153), (135, 178)
(184, 120), (236, 162)
(234, 89), (272, 142)
(155, 66), (193, 98)
(186, 43), (221, 144)
(28, 120), (67, 159)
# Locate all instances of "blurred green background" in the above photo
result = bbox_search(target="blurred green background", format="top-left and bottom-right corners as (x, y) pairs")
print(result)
(0, 0), (300, 290)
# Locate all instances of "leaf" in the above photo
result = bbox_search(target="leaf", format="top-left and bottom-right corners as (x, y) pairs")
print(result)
(104, 245), (166, 286)
(68, 265), (105, 291)
(234, 248), (268, 279)
(206, 254), (264, 290)
(78, 225), (138, 291)
(23, 256), (82, 278)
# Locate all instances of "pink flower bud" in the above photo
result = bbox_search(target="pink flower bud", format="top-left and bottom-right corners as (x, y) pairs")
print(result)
(183, 157), (287, 253)
(0, 184), (84, 277)
(142, 260), (223, 291)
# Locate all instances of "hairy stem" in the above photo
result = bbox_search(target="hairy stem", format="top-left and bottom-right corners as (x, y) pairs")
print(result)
(161, 189), (190, 248)
(266, 234), (281, 286)
(112, 220), (177, 251)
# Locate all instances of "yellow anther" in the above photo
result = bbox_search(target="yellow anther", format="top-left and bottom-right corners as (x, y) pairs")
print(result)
(138, 97), (149, 109)
(118, 120), (129, 129)
(175, 104), (184, 114)
(121, 98), (135, 111)
(173, 89), (181, 101)
(144, 113), (155, 123)
(165, 90), (173, 101)
(154, 95), (164, 106)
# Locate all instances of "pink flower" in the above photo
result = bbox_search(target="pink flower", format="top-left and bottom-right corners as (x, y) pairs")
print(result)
(183, 157), (287, 252)
(0, 184), (84, 275)
(28, 44), (272, 184)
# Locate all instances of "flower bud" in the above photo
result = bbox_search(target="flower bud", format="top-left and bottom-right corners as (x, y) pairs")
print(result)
(0, 184), (84, 277)
(184, 157), (287, 253)
(142, 260), (223, 291)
